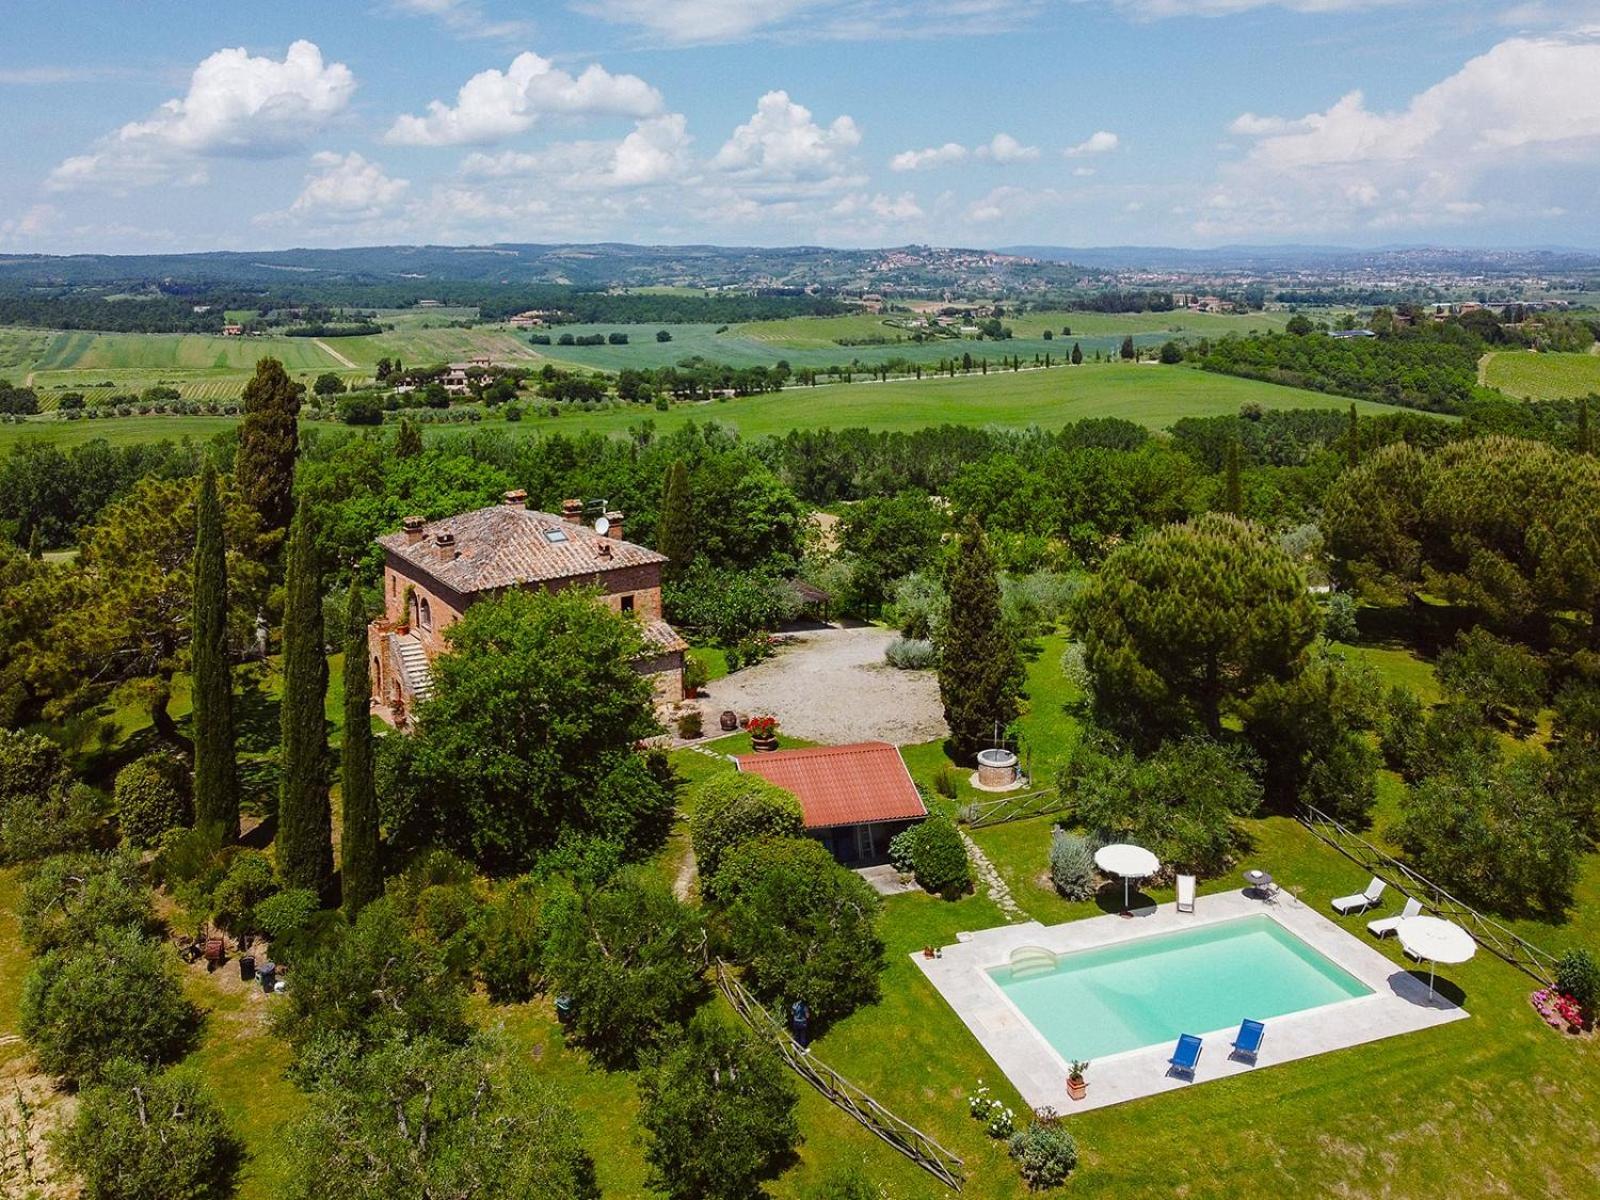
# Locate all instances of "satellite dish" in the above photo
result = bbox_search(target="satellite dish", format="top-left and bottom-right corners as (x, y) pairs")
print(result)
(593, 516), (611, 536)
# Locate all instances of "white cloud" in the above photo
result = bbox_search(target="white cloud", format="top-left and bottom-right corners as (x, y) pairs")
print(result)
(48, 41), (354, 191)
(385, 51), (662, 146)
(889, 142), (968, 171)
(290, 152), (410, 219)
(976, 132), (1040, 163)
(964, 184), (1061, 223)
(459, 113), (693, 188)
(0, 203), (61, 246)
(1072, 166), (1097, 177)
(574, 0), (1046, 44)
(711, 91), (861, 182)
(1064, 130), (1119, 156)
(1198, 32), (1600, 236)
(386, 0), (537, 41)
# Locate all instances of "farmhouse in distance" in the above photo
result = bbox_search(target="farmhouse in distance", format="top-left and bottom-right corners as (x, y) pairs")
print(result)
(368, 491), (689, 724)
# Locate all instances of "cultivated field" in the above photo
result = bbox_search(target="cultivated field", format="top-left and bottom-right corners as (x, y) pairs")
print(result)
(1483, 349), (1600, 400)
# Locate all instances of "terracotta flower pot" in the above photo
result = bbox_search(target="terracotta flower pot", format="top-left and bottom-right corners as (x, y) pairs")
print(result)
(752, 734), (778, 753)
(1067, 1078), (1087, 1102)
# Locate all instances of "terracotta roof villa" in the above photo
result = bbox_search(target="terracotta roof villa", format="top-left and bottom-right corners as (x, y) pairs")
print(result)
(368, 492), (688, 726)
(736, 741), (928, 867)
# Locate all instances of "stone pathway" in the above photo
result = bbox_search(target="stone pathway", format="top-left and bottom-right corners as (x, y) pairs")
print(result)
(960, 830), (1026, 922)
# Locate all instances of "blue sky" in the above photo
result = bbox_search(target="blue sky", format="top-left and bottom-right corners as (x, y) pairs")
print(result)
(2, 1), (1598, 253)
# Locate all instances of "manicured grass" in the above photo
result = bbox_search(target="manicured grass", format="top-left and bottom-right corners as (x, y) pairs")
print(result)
(1483, 350), (1600, 400)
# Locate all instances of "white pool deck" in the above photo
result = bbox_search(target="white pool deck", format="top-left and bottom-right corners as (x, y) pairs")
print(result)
(912, 887), (1470, 1113)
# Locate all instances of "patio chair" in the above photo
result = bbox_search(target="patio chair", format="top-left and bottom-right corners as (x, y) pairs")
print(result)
(1367, 896), (1422, 939)
(1167, 1033), (1203, 1079)
(1331, 877), (1386, 916)
(1176, 874), (1196, 914)
(1230, 1019), (1265, 1063)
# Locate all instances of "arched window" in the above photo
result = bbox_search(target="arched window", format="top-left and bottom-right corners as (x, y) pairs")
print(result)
(419, 597), (432, 630)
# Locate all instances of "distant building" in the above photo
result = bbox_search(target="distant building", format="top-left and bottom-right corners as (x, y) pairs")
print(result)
(221, 323), (244, 336)
(368, 494), (687, 726)
(441, 369), (470, 395)
(735, 741), (928, 867)
(1329, 329), (1377, 339)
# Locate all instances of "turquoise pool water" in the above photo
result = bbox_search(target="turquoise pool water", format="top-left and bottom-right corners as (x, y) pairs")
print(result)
(989, 915), (1372, 1062)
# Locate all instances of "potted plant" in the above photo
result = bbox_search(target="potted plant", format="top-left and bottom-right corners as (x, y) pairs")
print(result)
(747, 715), (779, 752)
(1066, 1060), (1089, 1101)
(397, 583), (415, 634)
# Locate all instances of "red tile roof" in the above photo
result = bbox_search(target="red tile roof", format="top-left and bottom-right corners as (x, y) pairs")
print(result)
(735, 741), (927, 830)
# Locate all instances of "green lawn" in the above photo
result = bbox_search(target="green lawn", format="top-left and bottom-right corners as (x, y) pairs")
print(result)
(1482, 350), (1600, 400)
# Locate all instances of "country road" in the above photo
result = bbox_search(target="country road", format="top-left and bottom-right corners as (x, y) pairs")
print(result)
(314, 339), (357, 369)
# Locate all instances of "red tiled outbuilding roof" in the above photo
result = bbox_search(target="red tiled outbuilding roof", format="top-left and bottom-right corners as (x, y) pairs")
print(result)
(735, 741), (927, 830)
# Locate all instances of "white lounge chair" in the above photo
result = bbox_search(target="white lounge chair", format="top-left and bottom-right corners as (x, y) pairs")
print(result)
(1367, 896), (1422, 939)
(1331, 877), (1386, 916)
(1176, 874), (1196, 913)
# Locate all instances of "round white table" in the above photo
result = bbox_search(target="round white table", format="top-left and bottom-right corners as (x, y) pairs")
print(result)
(1095, 843), (1160, 913)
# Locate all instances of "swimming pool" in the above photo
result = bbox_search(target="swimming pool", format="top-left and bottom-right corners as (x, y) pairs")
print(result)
(988, 914), (1372, 1062)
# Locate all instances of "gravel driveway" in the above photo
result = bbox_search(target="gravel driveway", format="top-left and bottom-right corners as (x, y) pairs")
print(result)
(693, 623), (948, 746)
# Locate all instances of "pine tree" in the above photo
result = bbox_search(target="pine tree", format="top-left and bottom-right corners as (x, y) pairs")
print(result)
(191, 461), (239, 839)
(938, 517), (1023, 761)
(340, 576), (380, 915)
(237, 358), (302, 532)
(394, 418), (423, 459)
(1224, 441), (1243, 516)
(277, 501), (332, 896)
(1346, 402), (1360, 468)
(1578, 396), (1593, 456)
(657, 460), (695, 582)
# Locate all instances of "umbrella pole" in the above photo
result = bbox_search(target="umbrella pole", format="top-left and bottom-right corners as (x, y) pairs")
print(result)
(1123, 876), (1130, 912)
(1428, 962), (1436, 1001)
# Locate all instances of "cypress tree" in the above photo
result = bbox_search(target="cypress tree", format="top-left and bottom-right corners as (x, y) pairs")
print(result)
(1224, 441), (1243, 516)
(938, 517), (1023, 761)
(1071, 341), (1083, 365)
(237, 358), (302, 532)
(340, 576), (380, 915)
(277, 501), (332, 896)
(1578, 396), (1593, 456)
(1346, 402), (1360, 468)
(394, 417), (423, 459)
(191, 462), (239, 839)
(26, 526), (42, 560)
(657, 460), (695, 582)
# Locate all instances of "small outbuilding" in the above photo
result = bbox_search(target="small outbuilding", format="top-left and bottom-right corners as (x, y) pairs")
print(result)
(735, 741), (927, 867)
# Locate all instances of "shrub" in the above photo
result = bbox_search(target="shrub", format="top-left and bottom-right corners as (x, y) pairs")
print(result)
(1555, 948), (1599, 1017)
(210, 851), (279, 939)
(884, 637), (936, 670)
(688, 773), (805, 892)
(253, 888), (320, 943)
(1437, 627), (1548, 730)
(905, 816), (971, 899)
(274, 898), (470, 1076)
(638, 1010), (798, 1200)
(21, 929), (200, 1085)
(337, 392), (384, 425)
(1049, 831), (1097, 900)
(0, 730), (106, 863)
(1322, 591), (1359, 642)
(676, 710), (703, 739)
(55, 1061), (242, 1200)
(683, 653), (711, 697)
(19, 850), (156, 955)
(933, 763), (959, 799)
(1380, 685), (1426, 777)
(804, 1166), (882, 1200)
(712, 836), (884, 1026)
(477, 876), (546, 1003)
(1008, 1119), (1079, 1189)
(540, 872), (706, 1068)
(113, 752), (192, 848)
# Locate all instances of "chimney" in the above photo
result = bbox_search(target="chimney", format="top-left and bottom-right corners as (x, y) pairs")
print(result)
(562, 498), (584, 524)
(402, 515), (426, 544)
(604, 510), (625, 541)
(434, 531), (457, 561)
(596, 540), (613, 560)
(503, 489), (527, 506)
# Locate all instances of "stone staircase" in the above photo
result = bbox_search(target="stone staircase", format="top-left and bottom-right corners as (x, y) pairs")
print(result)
(393, 633), (434, 700)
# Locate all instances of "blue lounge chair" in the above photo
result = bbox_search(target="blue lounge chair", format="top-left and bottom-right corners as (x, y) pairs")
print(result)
(1167, 1033), (1203, 1079)
(1231, 1019), (1265, 1062)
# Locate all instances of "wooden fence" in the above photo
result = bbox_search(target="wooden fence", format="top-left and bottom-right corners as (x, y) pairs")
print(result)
(1298, 803), (1558, 986)
(962, 787), (1066, 829)
(713, 960), (966, 1190)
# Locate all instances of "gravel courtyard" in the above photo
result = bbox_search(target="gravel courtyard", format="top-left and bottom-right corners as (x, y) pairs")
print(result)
(693, 624), (948, 747)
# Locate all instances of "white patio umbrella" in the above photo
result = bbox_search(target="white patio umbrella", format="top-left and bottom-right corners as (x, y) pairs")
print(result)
(1094, 843), (1160, 913)
(1396, 915), (1475, 1000)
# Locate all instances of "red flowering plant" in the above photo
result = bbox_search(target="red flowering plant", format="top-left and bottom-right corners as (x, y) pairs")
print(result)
(746, 715), (779, 738)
